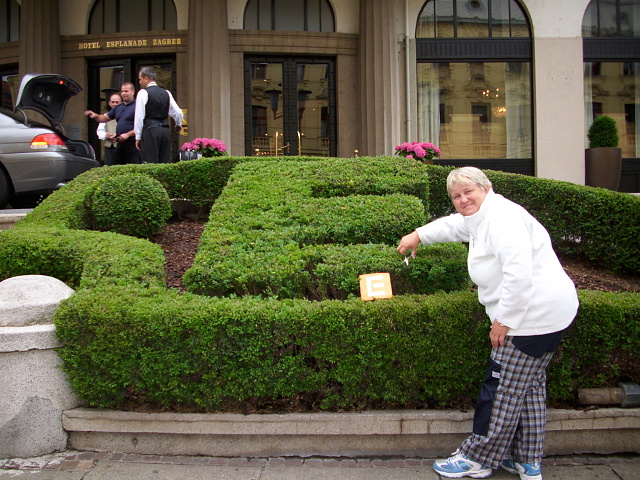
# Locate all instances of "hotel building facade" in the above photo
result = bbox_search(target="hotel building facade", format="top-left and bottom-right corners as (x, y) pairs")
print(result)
(1, 0), (639, 191)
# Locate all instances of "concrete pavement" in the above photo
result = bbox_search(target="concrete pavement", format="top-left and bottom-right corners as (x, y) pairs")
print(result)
(2, 450), (639, 479)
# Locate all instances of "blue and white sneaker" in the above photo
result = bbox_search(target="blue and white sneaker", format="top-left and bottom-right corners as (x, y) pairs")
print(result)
(433, 450), (492, 478)
(501, 458), (542, 480)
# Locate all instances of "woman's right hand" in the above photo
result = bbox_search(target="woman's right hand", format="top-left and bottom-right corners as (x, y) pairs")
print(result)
(397, 231), (420, 258)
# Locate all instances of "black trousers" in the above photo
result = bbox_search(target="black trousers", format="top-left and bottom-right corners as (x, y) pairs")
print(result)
(103, 146), (116, 166)
(115, 138), (140, 165)
(140, 125), (171, 164)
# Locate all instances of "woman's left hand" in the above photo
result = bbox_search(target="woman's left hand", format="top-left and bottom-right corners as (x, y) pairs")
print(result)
(490, 320), (510, 349)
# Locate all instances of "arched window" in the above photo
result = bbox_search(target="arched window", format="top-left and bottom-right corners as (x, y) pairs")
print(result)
(583, 0), (640, 37)
(416, 0), (530, 38)
(0, 0), (20, 42)
(415, 0), (533, 174)
(582, 0), (640, 190)
(243, 0), (335, 32)
(88, 0), (177, 34)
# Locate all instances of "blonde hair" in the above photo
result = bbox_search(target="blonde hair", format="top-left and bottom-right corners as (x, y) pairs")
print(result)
(446, 167), (492, 196)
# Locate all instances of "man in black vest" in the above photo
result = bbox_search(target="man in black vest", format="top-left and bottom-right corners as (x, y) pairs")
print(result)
(134, 67), (183, 163)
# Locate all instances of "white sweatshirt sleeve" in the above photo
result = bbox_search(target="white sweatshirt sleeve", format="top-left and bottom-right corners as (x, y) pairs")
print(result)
(415, 213), (470, 245)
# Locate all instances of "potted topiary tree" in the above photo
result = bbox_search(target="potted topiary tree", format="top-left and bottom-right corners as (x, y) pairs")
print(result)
(585, 115), (622, 190)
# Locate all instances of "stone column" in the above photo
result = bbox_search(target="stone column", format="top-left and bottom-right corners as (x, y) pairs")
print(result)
(359, 0), (402, 156)
(18, 0), (61, 77)
(187, 0), (232, 145)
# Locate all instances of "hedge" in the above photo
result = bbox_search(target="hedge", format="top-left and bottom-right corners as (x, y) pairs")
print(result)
(0, 227), (165, 290)
(0, 156), (637, 412)
(183, 157), (473, 299)
(53, 287), (640, 411)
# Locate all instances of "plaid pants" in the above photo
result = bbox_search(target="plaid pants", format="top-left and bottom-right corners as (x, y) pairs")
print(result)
(459, 337), (554, 469)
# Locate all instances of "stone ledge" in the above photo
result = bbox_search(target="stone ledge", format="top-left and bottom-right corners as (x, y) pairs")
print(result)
(0, 210), (31, 230)
(62, 407), (640, 458)
(0, 324), (62, 352)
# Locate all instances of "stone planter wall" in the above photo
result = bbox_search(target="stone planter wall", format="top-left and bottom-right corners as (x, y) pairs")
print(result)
(0, 275), (83, 458)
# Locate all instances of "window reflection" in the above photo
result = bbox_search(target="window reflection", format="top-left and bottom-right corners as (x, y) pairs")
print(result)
(584, 61), (639, 158)
(244, 0), (335, 32)
(417, 62), (532, 159)
(88, 0), (177, 34)
(416, 0), (529, 38)
(583, 0), (640, 37)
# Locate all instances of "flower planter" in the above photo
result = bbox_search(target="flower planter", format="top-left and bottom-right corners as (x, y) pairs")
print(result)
(585, 147), (622, 191)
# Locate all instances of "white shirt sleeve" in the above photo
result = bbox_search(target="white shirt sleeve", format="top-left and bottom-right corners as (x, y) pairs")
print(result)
(167, 91), (183, 127)
(96, 122), (106, 140)
(134, 89), (149, 140)
(416, 213), (470, 245)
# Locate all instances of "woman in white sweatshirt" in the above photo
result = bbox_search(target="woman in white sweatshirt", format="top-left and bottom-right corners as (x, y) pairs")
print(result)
(397, 167), (578, 480)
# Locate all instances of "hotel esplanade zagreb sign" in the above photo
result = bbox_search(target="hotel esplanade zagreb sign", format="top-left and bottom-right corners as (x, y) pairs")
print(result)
(77, 36), (183, 51)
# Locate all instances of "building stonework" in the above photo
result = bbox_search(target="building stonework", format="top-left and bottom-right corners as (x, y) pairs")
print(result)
(1, 0), (638, 190)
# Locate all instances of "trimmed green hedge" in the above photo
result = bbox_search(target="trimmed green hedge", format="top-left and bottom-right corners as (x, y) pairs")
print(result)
(183, 157), (473, 299)
(0, 227), (165, 290)
(90, 174), (172, 238)
(54, 287), (640, 411)
(0, 156), (638, 412)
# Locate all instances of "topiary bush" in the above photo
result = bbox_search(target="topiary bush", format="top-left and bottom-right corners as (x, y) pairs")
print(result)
(90, 174), (172, 238)
(587, 115), (619, 148)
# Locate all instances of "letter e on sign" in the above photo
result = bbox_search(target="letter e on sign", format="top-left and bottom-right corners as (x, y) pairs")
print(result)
(359, 272), (393, 301)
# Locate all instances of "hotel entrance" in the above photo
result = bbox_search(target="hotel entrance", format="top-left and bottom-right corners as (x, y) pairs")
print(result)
(244, 56), (336, 157)
(87, 56), (178, 164)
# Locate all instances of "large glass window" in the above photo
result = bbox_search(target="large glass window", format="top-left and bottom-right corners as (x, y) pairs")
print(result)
(417, 0), (529, 38)
(88, 0), (177, 34)
(416, 0), (532, 169)
(584, 61), (639, 159)
(418, 61), (531, 160)
(583, 0), (640, 37)
(0, 0), (19, 43)
(583, 0), (640, 162)
(244, 0), (335, 32)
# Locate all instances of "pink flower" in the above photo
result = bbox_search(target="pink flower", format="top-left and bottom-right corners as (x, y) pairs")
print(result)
(181, 138), (228, 157)
(395, 140), (441, 161)
(412, 145), (426, 158)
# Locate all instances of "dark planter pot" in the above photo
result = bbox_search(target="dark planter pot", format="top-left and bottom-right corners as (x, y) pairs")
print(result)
(585, 147), (622, 191)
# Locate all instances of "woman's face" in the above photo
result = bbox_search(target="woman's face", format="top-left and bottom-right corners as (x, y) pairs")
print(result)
(450, 182), (490, 216)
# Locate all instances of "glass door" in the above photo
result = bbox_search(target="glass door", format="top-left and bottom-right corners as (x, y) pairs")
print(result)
(245, 56), (336, 157)
(88, 56), (178, 164)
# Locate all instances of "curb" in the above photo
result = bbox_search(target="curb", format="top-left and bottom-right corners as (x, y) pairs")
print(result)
(2, 450), (640, 472)
(62, 407), (640, 458)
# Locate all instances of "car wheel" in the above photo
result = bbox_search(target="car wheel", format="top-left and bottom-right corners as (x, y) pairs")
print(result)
(10, 193), (47, 209)
(0, 170), (11, 209)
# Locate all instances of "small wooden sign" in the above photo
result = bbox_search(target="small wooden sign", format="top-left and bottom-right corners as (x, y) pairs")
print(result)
(359, 272), (393, 301)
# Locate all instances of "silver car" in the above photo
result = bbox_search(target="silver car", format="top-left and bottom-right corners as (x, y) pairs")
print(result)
(0, 73), (99, 209)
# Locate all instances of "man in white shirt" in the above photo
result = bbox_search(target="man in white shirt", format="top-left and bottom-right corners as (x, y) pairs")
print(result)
(134, 67), (183, 163)
(96, 92), (121, 166)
